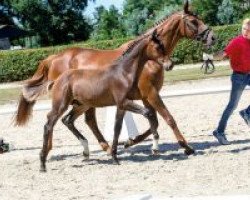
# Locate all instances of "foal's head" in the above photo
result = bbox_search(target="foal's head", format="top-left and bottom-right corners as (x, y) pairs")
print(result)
(118, 30), (173, 71)
(145, 29), (173, 71)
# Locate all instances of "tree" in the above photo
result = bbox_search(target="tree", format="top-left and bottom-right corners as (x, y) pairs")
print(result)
(217, 0), (242, 24)
(91, 5), (125, 40)
(123, 0), (168, 36)
(0, 0), (94, 46)
(122, 0), (184, 36)
(192, 0), (223, 25)
(0, 0), (16, 25)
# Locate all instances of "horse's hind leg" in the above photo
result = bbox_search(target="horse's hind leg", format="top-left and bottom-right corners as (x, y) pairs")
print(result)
(61, 106), (90, 158)
(85, 108), (111, 154)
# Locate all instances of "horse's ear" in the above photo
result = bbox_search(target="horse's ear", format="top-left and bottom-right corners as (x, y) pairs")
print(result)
(183, 0), (189, 14)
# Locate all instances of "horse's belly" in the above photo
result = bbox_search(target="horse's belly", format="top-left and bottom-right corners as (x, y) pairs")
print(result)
(74, 87), (115, 107)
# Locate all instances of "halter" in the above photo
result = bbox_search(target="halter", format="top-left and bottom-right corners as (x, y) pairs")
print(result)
(151, 29), (166, 54)
(182, 14), (211, 42)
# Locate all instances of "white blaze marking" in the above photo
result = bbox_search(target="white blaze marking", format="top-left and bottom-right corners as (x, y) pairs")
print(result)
(80, 139), (89, 155)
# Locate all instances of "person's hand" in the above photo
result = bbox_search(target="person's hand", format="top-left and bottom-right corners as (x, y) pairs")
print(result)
(213, 50), (227, 61)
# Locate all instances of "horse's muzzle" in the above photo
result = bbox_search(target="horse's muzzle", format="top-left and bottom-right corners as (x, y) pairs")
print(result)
(205, 30), (216, 49)
(162, 61), (174, 71)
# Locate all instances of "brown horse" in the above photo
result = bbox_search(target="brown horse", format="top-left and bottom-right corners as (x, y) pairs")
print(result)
(39, 30), (171, 171)
(15, 1), (215, 155)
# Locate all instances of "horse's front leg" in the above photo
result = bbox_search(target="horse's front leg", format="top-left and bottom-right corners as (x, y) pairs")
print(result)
(112, 109), (125, 164)
(146, 88), (195, 155)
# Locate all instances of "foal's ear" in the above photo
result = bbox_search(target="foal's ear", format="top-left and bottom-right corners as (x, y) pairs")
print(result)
(151, 29), (158, 41)
(183, 0), (189, 14)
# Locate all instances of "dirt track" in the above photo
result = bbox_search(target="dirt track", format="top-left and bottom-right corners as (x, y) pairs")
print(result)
(0, 77), (250, 200)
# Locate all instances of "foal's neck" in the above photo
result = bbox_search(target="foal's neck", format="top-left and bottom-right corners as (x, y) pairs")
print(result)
(116, 40), (149, 79)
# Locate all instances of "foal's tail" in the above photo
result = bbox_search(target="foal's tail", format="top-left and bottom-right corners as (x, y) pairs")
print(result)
(15, 57), (55, 126)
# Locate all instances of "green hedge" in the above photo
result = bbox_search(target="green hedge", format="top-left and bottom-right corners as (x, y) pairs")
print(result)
(0, 38), (130, 82)
(0, 24), (241, 82)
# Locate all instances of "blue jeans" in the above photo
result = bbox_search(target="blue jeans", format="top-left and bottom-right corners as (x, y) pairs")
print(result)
(217, 72), (250, 133)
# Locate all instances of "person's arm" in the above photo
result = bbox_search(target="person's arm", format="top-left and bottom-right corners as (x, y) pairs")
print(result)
(213, 50), (227, 61)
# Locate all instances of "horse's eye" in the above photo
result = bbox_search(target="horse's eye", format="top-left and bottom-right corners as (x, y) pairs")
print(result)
(191, 19), (198, 27)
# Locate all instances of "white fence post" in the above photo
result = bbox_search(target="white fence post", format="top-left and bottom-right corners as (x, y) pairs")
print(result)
(104, 106), (139, 141)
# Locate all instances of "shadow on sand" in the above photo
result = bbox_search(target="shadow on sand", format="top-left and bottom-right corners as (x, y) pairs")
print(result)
(46, 138), (250, 168)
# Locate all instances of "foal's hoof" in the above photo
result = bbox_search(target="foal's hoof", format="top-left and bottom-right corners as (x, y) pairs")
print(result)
(40, 166), (47, 173)
(124, 139), (134, 149)
(112, 156), (120, 165)
(152, 149), (160, 156)
(106, 147), (112, 156)
(184, 147), (195, 155)
(113, 159), (120, 165)
(83, 151), (90, 159)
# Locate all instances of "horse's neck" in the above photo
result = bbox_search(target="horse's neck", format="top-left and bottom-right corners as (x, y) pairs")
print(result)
(162, 20), (182, 55)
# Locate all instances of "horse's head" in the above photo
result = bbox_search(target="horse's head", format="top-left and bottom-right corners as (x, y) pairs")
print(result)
(179, 0), (216, 48)
(156, 0), (216, 49)
(147, 29), (173, 71)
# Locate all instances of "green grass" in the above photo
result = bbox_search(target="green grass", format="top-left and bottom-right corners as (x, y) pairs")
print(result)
(165, 65), (231, 83)
(0, 65), (231, 105)
(0, 88), (22, 105)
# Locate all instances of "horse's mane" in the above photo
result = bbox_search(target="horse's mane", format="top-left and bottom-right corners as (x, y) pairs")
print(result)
(118, 7), (198, 62)
(122, 11), (180, 56)
(117, 11), (180, 61)
(123, 7), (198, 56)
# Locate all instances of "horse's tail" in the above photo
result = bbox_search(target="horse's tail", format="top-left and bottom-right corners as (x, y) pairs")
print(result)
(15, 57), (55, 126)
(15, 94), (36, 126)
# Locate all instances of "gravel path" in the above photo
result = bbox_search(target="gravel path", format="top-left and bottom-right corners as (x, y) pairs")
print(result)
(0, 76), (250, 200)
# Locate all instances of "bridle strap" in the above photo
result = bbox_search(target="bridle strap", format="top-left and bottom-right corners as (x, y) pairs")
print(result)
(182, 14), (211, 42)
(151, 29), (166, 53)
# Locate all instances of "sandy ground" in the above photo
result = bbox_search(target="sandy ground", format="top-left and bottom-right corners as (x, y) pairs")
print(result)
(0, 77), (250, 200)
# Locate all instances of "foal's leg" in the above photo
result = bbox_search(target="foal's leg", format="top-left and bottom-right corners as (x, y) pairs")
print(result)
(112, 109), (125, 164)
(85, 108), (111, 154)
(124, 100), (160, 154)
(40, 107), (66, 172)
(61, 106), (90, 158)
(62, 107), (111, 154)
(112, 99), (158, 161)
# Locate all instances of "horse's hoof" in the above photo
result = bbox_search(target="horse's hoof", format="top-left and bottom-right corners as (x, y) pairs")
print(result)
(112, 155), (120, 165)
(152, 149), (160, 155)
(40, 167), (47, 173)
(83, 152), (90, 159)
(106, 147), (112, 155)
(124, 139), (134, 149)
(113, 159), (120, 165)
(184, 147), (195, 155)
